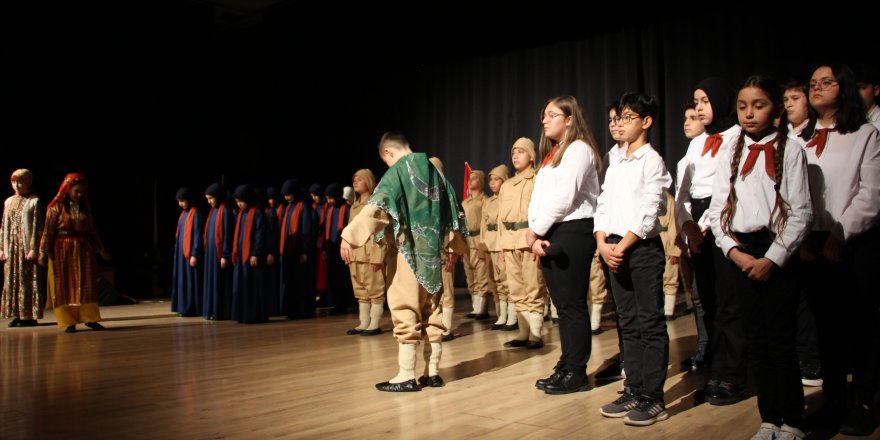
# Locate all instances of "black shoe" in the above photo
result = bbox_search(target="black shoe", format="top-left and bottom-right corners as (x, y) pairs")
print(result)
(799, 360), (823, 387)
(551, 318), (559, 324)
(490, 323), (504, 330)
(375, 379), (421, 392)
(591, 328), (603, 335)
(500, 323), (518, 331)
(464, 313), (476, 319)
(544, 315), (550, 322)
(417, 375), (444, 388)
(65, 325), (77, 333)
(346, 328), (364, 335)
(595, 360), (624, 381)
(525, 339), (544, 349)
(839, 405), (878, 436)
(684, 346), (709, 371)
(441, 333), (455, 342)
(536, 366), (566, 390)
(473, 313), (491, 321)
(359, 328), (382, 336)
(8, 318), (20, 328)
(665, 314), (675, 321)
(503, 339), (528, 348)
(18, 320), (38, 327)
(542, 370), (591, 395)
(706, 380), (745, 406)
(84, 322), (105, 331)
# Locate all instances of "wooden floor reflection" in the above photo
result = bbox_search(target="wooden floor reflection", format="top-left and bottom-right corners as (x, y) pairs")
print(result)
(0, 292), (833, 440)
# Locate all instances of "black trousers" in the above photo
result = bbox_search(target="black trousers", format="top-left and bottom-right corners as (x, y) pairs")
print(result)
(802, 228), (880, 411)
(795, 290), (820, 364)
(718, 230), (803, 428)
(689, 198), (718, 354)
(540, 218), (596, 374)
(607, 235), (669, 400)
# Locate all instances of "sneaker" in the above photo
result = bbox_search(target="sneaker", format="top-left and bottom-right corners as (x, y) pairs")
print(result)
(595, 359), (624, 381)
(599, 389), (639, 418)
(799, 360), (823, 387)
(750, 422), (779, 440)
(839, 404), (878, 436)
(776, 424), (805, 440)
(623, 396), (669, 426)
(706, 380), (746, 406)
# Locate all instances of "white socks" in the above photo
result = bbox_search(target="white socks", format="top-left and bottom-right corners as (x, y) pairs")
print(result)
(477, 295), (488, 315)
(505, 302), (517, 326)
(389, 343), (417, 383)
(441, 307), (453, 335)
(470, 294), (478, 314)
(494, 300), (508, 325)
(356, 302), (370, 330)
(472, 295), (483, 315)
(528, 312), (544, 341)
(550, 301), (558, 319)
(590, 303), (603, 331)
(664, 295), (676, 317)
(428, 342), (442, 377)
(515, 311), (530, 341)
(367, 301), (384, 330)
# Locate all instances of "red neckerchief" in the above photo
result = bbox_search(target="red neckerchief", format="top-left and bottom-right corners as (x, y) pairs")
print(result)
(176, 207), (197, 259)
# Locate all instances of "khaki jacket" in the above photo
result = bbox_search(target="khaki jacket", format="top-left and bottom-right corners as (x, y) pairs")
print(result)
(461, 192), (486, 251)
(479, 194), (500, 252)
(347, 200), (386, 264)
(498, 168), (535, 251)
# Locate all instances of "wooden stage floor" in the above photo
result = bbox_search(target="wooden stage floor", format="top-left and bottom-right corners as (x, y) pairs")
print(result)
(0, 292), (856, 440)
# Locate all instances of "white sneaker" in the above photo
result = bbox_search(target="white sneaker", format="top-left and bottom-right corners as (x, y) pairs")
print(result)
(776, 424), (805, 440)
(750, 423), (779, 440)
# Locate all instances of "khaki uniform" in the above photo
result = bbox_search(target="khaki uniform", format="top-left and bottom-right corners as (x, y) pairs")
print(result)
(659, 192), (681, 296)
(461, 193), (492, 297)
(348, 201), (387, 304)
(342, 204), (466, 343)
(498, 168), (544, 314)
(480, 193), (508, 302)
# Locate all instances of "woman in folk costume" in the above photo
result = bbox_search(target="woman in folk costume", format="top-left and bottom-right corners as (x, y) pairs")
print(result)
(341, 132), (468, 391)
(230, 184), (268, 324)
(39, 173), (110, 333)
(279, 178), (318, 319)
(172, 187), (203, 317)
(203, 183), (235, 320)
(345, 168), (387, 336)
(1, 169), (45, 327)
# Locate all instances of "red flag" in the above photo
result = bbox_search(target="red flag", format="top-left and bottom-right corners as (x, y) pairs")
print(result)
(463, 162), (471, 200)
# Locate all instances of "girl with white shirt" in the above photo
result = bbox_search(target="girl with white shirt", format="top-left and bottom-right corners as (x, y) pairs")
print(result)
(595, 92), (672, 426)
(708, 75), (812, 440)
(527, 95), (601, 395)
(799, 64), (880, 437)
(677, 77), (748, 405)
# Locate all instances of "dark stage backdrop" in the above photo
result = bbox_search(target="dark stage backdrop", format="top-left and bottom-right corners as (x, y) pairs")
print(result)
(2, 2), (877, 298)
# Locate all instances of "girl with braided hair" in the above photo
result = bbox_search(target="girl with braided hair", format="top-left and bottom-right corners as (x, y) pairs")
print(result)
(707, 75), (812, 440)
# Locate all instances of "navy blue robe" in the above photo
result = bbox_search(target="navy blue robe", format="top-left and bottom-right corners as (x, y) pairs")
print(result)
(203, 203), (234, 320)
(264, 206), (281, 316)
(232, 207), (267, 324)
(172, 208), (203, 316)
(280, 200), (318, 319)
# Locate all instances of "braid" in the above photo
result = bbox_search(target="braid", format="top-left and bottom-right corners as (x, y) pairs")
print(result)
(720, 130), (746, 246)
(769, 121), (791, 238)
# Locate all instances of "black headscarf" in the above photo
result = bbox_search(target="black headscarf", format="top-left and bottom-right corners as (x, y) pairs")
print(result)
(205, 183), (225, 200)
(232, 184), (256, 205)
(176, 187), (195, 202)
(695, 77), (737, 134)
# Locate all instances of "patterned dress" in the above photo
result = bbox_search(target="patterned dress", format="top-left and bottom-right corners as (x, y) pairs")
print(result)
(1, 194), (45, 320)
(40, 202), (106, 326)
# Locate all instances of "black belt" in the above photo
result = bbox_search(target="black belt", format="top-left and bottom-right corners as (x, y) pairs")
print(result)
(468, 229), (480, 237)
(502, 221), (529, 231)
(486, 224), (498, 231)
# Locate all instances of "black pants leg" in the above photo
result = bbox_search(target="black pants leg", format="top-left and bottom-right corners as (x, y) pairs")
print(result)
(795, 290), (820, 365)
(608, 236), (669, 400)
(541, 219), (596, 374)
(711, 245), (748, 385)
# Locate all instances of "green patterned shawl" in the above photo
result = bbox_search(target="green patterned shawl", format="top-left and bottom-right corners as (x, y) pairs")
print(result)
(368, 153), (467, 294)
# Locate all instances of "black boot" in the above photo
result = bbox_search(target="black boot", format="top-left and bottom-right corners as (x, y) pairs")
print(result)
(535, 365), (566, 390)
(542, 370), (592, 395)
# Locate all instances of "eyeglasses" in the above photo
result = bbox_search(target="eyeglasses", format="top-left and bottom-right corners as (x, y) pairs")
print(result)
(612, 114), (642, 125)
(809, 79), (838, 91)
(542, 111), (565, 121)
